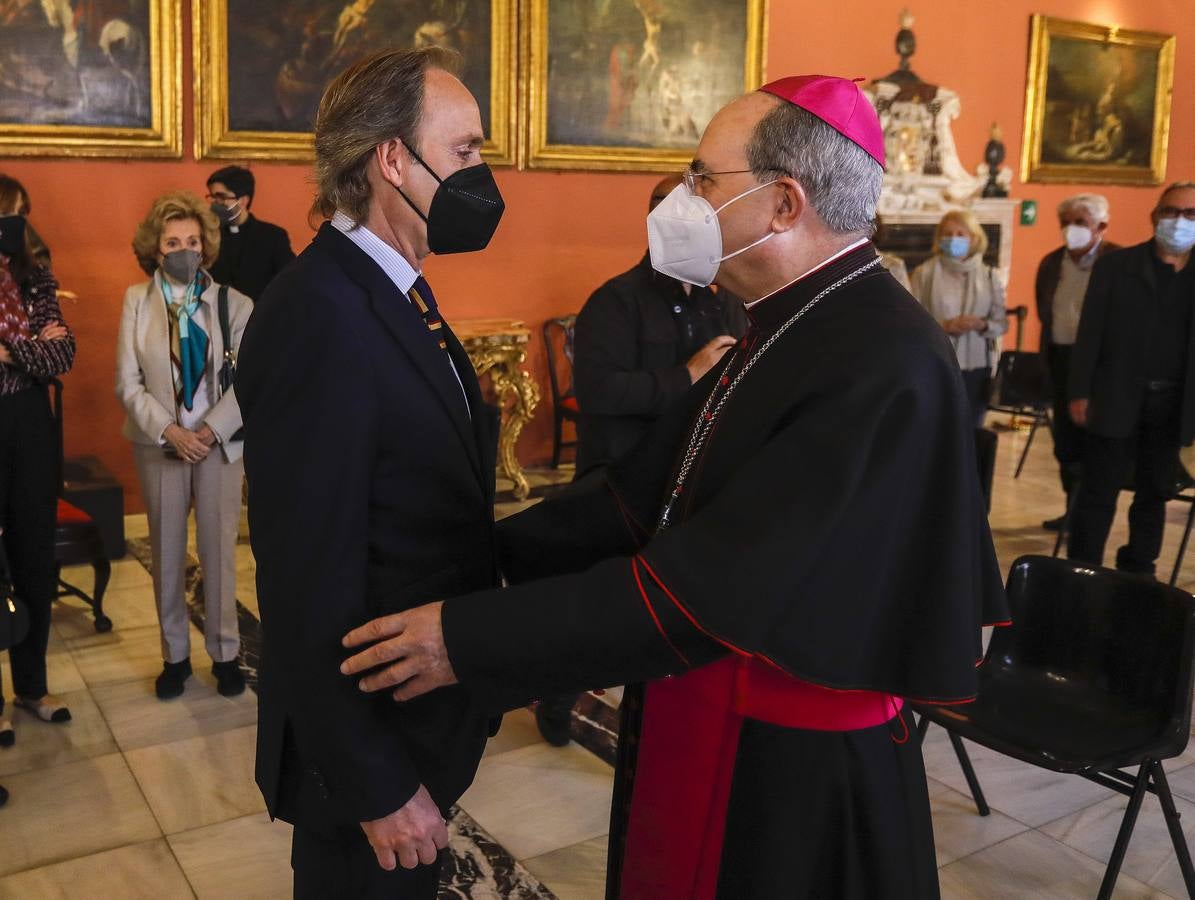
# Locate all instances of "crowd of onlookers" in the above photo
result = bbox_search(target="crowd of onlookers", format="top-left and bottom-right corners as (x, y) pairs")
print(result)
(0, 167), (293, 808)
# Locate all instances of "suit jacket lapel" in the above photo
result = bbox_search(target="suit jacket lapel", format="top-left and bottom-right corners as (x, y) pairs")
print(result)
(314, 225), (483, 483)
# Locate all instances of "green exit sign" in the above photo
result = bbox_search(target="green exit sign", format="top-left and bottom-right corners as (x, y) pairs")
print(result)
(1020, 200), (1038, 226)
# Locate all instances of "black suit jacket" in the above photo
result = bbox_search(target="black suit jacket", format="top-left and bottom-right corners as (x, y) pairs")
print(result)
(1069, 240), (1195, 443)
(237, 223), (500, 831)
(210, 215), (296, 301)
(1035, 240), (1121, 350)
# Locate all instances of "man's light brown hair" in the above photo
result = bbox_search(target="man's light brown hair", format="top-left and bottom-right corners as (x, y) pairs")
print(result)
(313, 47), (462, 224)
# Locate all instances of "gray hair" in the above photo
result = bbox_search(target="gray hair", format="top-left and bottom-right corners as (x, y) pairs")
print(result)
(313, 47), (461, 224)
(745, 99), (882, 236)
(1057, 193), (1109, 223)
(1159, 181), (1195, 208)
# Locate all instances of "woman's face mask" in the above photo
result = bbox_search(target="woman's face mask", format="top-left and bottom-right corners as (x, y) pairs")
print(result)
(161, 248), (202, 284)
(646, 180), (778, 287)
(938, 235), (971, 260)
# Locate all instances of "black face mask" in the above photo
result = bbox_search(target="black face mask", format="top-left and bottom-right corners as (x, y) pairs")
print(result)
(396, 142), (505, 254)
(0, 215), (26, 257)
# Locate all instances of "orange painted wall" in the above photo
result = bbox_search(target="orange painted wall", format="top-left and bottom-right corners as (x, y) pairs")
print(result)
(5, 0), (1191, 511)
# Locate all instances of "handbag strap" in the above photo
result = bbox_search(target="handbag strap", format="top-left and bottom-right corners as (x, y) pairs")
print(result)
(217, 285), (234, 366)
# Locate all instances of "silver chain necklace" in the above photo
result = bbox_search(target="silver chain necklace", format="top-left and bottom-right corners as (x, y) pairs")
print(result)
(657, 257), (882, 531)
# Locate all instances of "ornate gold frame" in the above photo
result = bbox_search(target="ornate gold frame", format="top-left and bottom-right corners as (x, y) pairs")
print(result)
(521, 0), (768, 172)
(193, 0), (519, 165)
(0, 0), (181, 158)
(1020, 15), (1175, 186)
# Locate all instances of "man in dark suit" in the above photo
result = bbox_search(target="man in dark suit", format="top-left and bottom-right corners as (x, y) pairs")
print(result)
(1033, 193), (1120, 530)
(236, 47), (506, 898)
(206, 165), (295, 301)
(1068, 182), (1195, 575)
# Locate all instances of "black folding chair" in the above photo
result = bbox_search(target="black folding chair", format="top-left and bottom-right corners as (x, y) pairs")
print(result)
(542, 315), (579, 468)
(48, 378), (112, 632)
(987, 350), (1052, 478)
(916, 555), (1195, 900)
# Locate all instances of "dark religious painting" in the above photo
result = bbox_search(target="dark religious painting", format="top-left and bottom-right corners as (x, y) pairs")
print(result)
(1021, 16), (1174, 186)
(194, 0), (516, 163)
(524, 0), (767, 171)
(0, 0), (180, 157)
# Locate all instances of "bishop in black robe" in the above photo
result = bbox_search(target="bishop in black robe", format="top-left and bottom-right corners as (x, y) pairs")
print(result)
(339, 76), (1008, 899)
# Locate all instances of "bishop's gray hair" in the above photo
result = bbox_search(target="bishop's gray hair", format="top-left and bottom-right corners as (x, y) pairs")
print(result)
(745, 99), (883, 236)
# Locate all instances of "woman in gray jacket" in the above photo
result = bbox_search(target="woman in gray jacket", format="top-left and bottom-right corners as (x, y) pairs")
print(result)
(116, 191), (251, 700)
(910, 209), (1008, 426)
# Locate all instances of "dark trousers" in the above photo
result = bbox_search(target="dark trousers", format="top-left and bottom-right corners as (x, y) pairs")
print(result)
(1068, 389), (1181, 574)
(292, 823), (442, 900)
(1046, 343), (1084, 496)
(961, 368), (990, 428)
(0, 386), (57, 709)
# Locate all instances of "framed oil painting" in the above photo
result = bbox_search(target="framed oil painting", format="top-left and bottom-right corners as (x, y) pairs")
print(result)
(1021, 15), (1175, 186)
(523, 0), (768, 172)
(193, 0), (517, 164)
(0, 0), (181, 158)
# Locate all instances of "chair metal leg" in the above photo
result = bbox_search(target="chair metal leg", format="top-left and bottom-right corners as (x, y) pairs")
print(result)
(92, 557), (112, 633)
(1054, 485), (1081, 558)
(1151, 761), (1195, 898)
(1015, 413), (1044, 478)
(915, 714), (931, 744)
(1170, 501), (1195, 587)
(551, 414), (562, 469)
(1098, 762), (1151, 900)
(947, 732), (990, 817)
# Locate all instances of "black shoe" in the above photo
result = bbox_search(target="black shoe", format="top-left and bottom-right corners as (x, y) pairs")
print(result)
(1043, 514), (1067, 532)
(155, 659), (192, 700)
(535, 695), (576, 747)
(213, 661), (245, 697)
(0, 783), (7, 808)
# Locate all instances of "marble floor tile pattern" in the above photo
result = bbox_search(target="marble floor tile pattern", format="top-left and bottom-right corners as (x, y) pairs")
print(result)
(3, 426), (1195, 897)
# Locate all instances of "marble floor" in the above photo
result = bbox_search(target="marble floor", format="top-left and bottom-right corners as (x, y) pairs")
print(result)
(3, 422), (1195, 898)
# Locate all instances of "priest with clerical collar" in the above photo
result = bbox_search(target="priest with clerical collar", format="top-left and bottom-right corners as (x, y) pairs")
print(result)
(339, 74), (1008, 899)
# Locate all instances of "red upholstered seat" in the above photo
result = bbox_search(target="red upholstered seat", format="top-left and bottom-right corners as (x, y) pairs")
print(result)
(560, 395), (579, 414)
(56, 498), (94, 526)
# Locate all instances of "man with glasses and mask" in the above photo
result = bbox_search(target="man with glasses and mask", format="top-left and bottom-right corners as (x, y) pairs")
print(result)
(1068, 182), (1195, 577)
(339, 75), (1006, 899)
(205, 166), (295, 301)
(236, 48), (505, 898)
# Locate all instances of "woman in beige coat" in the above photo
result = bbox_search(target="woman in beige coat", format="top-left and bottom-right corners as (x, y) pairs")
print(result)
(910, 209), (1008, 427)
(116, 191), (252, 700)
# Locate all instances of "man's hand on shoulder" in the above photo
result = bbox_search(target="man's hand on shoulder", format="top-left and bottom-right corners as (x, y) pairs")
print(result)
(341, 601), (458, 701)
(360, 784), (450, 870)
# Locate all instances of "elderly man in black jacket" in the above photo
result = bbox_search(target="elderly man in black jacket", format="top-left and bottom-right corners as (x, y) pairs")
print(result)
(1068, 182), (1195, 575)
(573, 176), (748, 477)
(1034, 193), (1120, 530)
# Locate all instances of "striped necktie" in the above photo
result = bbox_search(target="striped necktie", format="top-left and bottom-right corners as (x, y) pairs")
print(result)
(408, 275), (447, 351)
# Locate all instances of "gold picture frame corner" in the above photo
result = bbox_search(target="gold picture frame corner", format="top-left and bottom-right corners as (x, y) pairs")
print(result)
(1020, 14), (1175, 187)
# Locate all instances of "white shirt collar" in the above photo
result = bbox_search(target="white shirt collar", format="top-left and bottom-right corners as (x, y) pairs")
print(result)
(331, 211), (420, 295)
(745, 237), (870, 309)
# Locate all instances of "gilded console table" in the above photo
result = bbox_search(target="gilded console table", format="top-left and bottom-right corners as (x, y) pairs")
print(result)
(455, 318), (541, 501)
